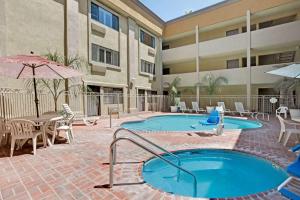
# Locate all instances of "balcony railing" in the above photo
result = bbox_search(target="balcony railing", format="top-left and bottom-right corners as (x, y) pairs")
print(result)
(163, 20), (300, 64)
(163, 63), (291, 87)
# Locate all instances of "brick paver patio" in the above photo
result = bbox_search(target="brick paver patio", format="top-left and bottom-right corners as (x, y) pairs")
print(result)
(0, 112), (298, 200)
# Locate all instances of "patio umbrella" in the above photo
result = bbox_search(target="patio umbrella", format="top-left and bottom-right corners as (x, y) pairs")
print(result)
(266, 63), (300, 78)
(0, 54), (83, 117)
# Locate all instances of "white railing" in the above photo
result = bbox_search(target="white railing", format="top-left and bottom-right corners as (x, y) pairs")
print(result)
(0, 92), (169, 119)
(0, 91), (299, 119)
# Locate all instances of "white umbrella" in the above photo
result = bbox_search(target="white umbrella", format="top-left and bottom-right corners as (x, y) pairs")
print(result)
(266, 63), (300, 78)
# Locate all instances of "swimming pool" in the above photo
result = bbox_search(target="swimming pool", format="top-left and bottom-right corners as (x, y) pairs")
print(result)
(142, 149), (288, 198)
(121, 115), (262, 131)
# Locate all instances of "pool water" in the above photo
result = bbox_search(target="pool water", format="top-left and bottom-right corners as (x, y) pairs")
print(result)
(121, 115), (262, 131)
(142, 149), (288, 198)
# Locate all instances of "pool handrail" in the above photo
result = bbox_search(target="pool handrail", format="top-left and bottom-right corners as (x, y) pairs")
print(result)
(108, 137), (198, 197)
(112, 128), (182, 167)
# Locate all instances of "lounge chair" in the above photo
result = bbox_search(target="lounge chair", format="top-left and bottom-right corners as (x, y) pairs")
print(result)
(290, 109), (300, 122)
(199, 110), (220, 125)
(234, 102), (255, 118)
(277, 115), (300, 146)
(191, 102), (205, 113)
(217, 102), (232, 114)
(278, 144), (300, 199)
(62, 104), (99, 126)
(276, 106), (288, 119)
(179, 102), (190, 113)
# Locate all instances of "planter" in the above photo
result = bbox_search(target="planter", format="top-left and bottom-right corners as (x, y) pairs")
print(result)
(170, 106), (178, 113)
(206, 106), (215, 113)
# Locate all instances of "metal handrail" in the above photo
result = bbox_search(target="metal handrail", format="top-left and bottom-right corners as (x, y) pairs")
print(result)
(112, 128), (181, 166)
(108, 137), (197, 197)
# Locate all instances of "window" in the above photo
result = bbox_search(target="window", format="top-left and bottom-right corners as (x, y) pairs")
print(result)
(91, 2), (119, 31)
(242, 56), (256, 67)
(258, 51), (295, 65)
(226, 29), (239, 36)
(92, 43), (119, 67)
(259, 15), (296, 29)
(103, 87), (123, 104)
(163, 68), (170, 75)
(162, 44), (170, 50)
(141, 60), (155, 75)
(140, 30), (155, 48)
(242, 24), (257, 33)
(226, 59), (239, 69)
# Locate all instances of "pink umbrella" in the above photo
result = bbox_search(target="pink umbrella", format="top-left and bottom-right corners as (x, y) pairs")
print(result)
(0, 54), (83, 117)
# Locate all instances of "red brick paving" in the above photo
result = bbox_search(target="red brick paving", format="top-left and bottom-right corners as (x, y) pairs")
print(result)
(0, 112), (297, 199)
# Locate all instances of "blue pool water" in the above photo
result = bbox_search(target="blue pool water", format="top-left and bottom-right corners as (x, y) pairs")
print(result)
(142, 149), (288, 198)
(121, 115), (262, 131)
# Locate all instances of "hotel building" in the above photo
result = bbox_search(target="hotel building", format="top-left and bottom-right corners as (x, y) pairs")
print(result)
(0, 0), (300, 114)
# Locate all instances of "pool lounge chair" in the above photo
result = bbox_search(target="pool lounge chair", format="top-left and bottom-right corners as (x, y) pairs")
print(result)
(191, 102), (206, 113)
(277, 115), (300, 146)
(62, 104), (99, 126)
(217, 102), (232, 114)
(278, 144), (300, 200)
(234, 102), (255, 118)
(199, 110), (220, 125)
(179, 102), (190, 113)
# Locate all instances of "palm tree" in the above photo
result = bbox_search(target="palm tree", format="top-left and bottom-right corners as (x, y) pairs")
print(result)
(197, 73), (228, 105)
(164, 77), (181, 106)
(25, 51), (84, 111)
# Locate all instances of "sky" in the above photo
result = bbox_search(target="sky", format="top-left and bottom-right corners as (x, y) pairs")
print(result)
(140, 0), (224, 21)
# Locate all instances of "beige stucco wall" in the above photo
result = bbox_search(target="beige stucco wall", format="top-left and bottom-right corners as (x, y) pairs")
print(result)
(0, 0), (65, 89)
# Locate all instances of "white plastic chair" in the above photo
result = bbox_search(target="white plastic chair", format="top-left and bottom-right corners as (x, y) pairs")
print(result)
(0, 118), (10, 146)
(234, 102), (255, 118)
(191, 102), (205, 113)
(276, 106), (288, 119)
(59, 104), (75, 143)
(9, 119), (43, 157)
(290, 109), (300, 122)
(44, 116), (63, 145)
(217, 102), (231, 113)
(63, 104), (99, 126)
(277, 115), (300, 146)
(179, 102), (189, 113)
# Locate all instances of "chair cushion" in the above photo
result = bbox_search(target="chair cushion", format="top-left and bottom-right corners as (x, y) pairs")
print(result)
(287, 160), (300, 177)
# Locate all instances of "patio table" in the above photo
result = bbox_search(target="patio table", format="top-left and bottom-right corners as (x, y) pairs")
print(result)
(14, 113), (62, 148)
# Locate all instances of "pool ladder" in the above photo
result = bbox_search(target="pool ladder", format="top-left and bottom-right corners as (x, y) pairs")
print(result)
(108, 128), (198, 197)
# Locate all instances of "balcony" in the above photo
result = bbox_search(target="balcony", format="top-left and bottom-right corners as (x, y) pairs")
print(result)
(163, 64), (288, 87)
(252, 20), (300, 49)
(163, 20), (300, 64)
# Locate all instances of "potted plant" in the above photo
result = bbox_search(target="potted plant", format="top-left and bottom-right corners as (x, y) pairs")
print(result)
(196, 73), (228, 113)
(164, 77), (181, 112)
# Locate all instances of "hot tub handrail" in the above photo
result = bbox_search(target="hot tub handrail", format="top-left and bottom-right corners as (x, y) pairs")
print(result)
(109, 137), (197, 197)
(113, 128), (182, 167)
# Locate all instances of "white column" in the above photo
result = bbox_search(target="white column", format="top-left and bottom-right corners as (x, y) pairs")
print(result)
(100, 86), (104, 115)
(195, 25), (200, 103)
(246, 10), (251, 109)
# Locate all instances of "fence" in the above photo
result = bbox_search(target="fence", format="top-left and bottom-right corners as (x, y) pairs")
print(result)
(0, 92), (169, 119)
(0, 91), (299, 119)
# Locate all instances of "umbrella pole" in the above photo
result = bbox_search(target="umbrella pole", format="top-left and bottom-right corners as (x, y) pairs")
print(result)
(32, 67), (39, 118)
